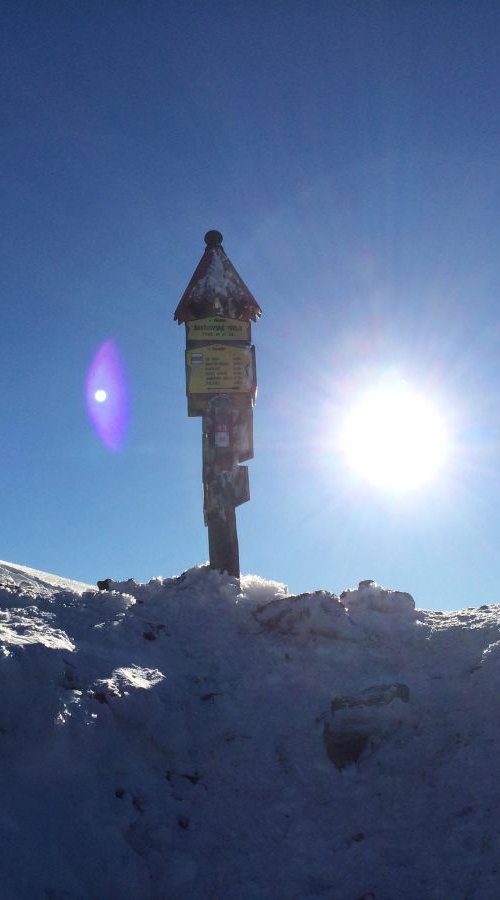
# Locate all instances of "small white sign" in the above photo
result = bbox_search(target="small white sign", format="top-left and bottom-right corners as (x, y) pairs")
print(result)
(215, 425), (230, 447)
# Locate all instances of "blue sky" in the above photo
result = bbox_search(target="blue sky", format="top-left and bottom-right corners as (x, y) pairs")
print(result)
(3, 0), (500, 610)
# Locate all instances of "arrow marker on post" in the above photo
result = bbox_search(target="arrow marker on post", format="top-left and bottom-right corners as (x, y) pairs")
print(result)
(175, 231), (262, 578)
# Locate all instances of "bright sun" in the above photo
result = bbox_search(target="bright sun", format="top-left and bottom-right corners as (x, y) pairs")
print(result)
(340, 382), (448, 490)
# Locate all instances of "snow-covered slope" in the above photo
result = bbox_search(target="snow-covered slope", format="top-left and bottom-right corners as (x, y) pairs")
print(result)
(0, 561), (499, 899)
(0, 560), (94, 594)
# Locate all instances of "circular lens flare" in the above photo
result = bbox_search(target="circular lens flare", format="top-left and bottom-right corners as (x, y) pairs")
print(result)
(85, 340), (130, 451)
(340, 382), (448, 490)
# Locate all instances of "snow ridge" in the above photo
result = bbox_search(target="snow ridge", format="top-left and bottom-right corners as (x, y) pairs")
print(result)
(0, 561), (499, 899)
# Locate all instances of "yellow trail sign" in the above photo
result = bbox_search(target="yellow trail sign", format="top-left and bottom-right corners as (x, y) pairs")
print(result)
(186, 345), (255, 395)
(186, 317), (250, 343)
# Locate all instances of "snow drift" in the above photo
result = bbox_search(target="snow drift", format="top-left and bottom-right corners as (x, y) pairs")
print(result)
(0, 560), (498, 899)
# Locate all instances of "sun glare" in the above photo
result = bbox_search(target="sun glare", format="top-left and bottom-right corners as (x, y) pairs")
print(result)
(94, 389), (107, 403)
(340, 382), (448, 490)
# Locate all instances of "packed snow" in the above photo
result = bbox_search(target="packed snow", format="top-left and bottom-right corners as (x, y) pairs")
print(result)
(0, 560), (499, 899)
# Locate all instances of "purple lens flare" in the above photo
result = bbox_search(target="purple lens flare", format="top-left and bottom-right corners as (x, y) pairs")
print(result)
(85, 340), (130, 450)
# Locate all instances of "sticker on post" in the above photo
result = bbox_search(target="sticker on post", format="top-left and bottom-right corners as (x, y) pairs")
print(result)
(214, 424), (230, 448)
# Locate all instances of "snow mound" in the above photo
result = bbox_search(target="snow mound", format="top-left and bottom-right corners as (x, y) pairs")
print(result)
(254, 589), (356, 640)
(0, 562), (499, 899)
(341, 579), (416, 615)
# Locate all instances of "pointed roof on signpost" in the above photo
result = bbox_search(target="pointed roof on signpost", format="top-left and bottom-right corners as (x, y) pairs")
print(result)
(174, 230), (262, 323)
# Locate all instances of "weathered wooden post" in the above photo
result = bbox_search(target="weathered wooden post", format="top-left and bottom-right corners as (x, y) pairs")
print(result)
(174, 230), (262, 577)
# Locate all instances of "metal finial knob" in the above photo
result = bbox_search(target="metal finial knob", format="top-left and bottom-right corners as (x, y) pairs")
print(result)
(204, 230), (223, 247)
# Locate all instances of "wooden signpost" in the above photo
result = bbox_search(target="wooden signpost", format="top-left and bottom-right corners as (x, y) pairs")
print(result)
(174, 230), (262, 578)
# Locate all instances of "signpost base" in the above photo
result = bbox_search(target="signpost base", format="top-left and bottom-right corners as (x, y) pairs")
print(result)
(203, 399), (241, 578)
(207, 506), (240, 578)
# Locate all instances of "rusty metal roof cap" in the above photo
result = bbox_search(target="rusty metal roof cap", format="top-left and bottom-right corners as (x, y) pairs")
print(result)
(174, 231), (262, 323)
